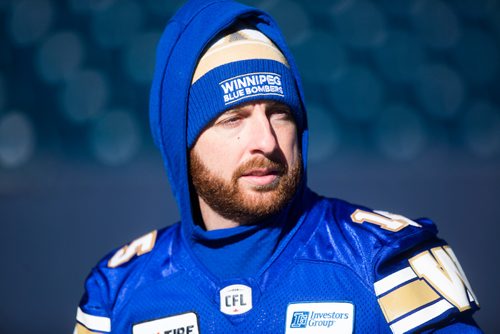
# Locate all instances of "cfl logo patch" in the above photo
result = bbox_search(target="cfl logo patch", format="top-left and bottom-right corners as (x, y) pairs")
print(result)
(219, 284), (253, 315)
(290, 311), (309, 328)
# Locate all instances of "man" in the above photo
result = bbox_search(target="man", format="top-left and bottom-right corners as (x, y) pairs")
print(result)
(75, 0), (481, 333)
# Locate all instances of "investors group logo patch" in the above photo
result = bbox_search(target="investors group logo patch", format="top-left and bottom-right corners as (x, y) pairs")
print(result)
(285, 302), (354, 334)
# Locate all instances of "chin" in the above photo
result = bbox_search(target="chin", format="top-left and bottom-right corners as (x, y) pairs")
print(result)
(241, 190), (281, 206)
(240, 179), (281, 193)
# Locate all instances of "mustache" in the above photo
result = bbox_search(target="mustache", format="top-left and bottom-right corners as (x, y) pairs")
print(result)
(233, 156), (287, 179)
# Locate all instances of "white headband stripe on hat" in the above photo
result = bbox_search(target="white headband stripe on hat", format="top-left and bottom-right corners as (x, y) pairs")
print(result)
(192, 28), (289, 83)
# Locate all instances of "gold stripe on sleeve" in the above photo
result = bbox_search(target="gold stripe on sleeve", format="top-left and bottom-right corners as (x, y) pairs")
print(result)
(75, 323), (101, 334)
(378, 279), (440, 323)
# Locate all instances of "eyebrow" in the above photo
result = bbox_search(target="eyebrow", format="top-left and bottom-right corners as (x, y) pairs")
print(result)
(221, 108), (243, 116)
(226, 101), (283, 114)
(224, 104), (252, 115)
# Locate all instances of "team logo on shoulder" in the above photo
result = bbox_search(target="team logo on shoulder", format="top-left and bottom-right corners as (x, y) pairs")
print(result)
(132, 312), (199, 334)
(351, 209), (421, 232)
(374, 245), (479, 334)
(286, 302), (354, 333)
(219, 284), (252, 315)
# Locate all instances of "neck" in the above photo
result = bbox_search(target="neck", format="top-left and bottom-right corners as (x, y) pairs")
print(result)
(198, 196), (243, 230)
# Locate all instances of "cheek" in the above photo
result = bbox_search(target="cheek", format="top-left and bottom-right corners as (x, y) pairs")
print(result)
(196, 141), (240, 179)
(278, 127), (300, 165)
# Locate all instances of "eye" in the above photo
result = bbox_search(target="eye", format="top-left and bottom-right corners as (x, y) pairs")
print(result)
(270, 106), (293, 121)
(215, 115), (242, 128)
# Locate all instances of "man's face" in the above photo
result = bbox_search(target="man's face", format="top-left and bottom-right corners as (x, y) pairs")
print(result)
(190, 100), (302, 224)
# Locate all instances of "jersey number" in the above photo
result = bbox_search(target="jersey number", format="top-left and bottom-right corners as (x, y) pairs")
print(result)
(108, 230), (157, 268)
(351, 209), (421, 232)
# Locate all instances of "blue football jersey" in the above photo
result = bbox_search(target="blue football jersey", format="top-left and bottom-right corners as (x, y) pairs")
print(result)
(76, 1), (481, 333)
(75, 193), (480, 334)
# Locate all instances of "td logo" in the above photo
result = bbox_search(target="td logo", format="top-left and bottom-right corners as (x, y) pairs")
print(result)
(219, 284), (253, 315)
(290, 311), (309, 328)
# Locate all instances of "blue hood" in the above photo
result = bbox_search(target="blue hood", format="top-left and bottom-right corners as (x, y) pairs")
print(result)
(149, 0), (309, 239)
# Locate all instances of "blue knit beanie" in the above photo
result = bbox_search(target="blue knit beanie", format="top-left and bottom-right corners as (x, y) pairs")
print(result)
(188, 25), (303, 147)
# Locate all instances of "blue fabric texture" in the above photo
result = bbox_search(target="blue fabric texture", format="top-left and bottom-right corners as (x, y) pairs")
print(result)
(77, 192), (481, 333)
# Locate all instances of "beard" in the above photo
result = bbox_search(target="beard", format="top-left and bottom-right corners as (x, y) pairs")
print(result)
(189, 151), (302, 224)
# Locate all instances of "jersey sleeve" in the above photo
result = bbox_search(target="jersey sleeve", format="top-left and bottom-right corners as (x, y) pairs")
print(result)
(369, 214), (481, 334)
(74, 267), (112, 334)
(420, 314), (482, 333)
(73, 230), (158, 333)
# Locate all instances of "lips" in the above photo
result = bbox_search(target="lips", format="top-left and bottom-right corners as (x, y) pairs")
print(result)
(240, 173), (279, 186)
(238, 166), (284, 187)
(233, 157), (287, 187)
(242, 168), (280, 177)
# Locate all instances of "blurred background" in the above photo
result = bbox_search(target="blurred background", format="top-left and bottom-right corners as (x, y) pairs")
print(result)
(0, 0), (499, 332)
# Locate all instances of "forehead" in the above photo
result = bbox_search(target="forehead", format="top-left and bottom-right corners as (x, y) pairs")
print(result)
(191, 100), (296, 148)
(219, 100), (290, 116)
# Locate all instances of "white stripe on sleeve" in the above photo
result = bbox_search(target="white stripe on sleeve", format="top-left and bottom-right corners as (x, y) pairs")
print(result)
(76, 307), (111, 332)
(374, 267), (417, 296)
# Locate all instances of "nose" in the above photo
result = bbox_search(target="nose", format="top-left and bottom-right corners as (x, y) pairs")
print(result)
(246, 103), (279, 155)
